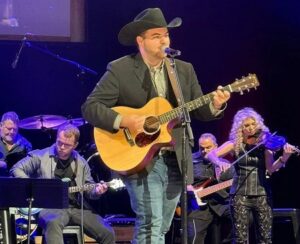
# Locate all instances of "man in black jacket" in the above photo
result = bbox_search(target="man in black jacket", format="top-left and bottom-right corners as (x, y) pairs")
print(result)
(82, 8), (230, 244)
(187, 133), (234, 244)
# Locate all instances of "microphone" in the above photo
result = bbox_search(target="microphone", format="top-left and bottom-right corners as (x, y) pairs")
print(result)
(163, 47), (181, 57)
(11, 36), (27, 69)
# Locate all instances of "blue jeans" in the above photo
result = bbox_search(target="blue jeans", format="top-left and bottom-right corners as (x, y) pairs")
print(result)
(123, 154), (182, 244)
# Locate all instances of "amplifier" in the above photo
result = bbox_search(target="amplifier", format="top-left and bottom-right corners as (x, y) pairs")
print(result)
(108, 217), (135, 226)
(106, 215), (135, 242)
(113, 226), (134, 243)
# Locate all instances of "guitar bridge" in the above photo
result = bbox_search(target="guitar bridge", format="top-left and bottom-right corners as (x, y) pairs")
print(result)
(123, 128), (135, 146)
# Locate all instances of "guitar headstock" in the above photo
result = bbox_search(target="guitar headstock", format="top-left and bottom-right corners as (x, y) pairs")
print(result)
(108, 178), (125, 190)
(229, 74), (260, 95)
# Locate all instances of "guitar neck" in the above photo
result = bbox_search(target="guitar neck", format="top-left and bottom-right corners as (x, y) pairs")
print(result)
(69, 183), (96, 193)
(158, 74), (259, 124)
(195, 179), (233, 198)
(158, 84), (233, 124)
(68, 179), (124, 193)
(158, 92), (211, 124)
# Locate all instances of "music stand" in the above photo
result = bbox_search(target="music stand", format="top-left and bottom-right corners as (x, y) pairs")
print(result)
(0, 177), (69, 244)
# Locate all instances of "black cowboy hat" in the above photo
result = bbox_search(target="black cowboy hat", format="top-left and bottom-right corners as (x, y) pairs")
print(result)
(118, 8), (182, 46)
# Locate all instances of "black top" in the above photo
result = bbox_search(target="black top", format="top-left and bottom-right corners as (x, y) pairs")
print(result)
(54, 157), (80, 208)
(230, 144), (271, 196)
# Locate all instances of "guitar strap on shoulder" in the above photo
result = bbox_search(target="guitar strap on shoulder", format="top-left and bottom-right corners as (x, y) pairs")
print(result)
(165, 57), (194, 146)
(165, 57), (185, 106)
(71, 156), (78, 181)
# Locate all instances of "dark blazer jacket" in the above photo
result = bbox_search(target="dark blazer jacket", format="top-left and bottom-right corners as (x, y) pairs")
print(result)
(82, 53), (219, 183)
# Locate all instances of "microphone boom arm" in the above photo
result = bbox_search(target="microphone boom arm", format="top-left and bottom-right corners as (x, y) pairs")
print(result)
(16, 40), (98, 76)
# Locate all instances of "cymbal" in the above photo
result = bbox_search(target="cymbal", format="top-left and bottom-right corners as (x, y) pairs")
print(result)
(52, 118), (87, 129)
(62, 118), (87, 127)
(19, 115), (67, 129)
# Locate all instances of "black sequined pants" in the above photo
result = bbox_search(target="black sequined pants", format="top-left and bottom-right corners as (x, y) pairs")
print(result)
(230, 195), (272, 244)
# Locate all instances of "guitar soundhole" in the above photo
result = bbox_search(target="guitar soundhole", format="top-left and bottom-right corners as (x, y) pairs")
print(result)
(135, 131), (160, 147)
(143, 116), (160, 135)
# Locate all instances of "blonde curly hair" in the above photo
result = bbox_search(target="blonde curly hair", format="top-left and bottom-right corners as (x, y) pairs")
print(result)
(229, 107), (270, 156)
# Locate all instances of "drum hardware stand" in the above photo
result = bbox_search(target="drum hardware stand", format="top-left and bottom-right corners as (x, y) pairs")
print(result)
(25, 197), (34, 244)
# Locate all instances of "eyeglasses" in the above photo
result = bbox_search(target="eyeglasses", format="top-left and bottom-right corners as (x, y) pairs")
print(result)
(56, 140), (75, 149)
(141, 32), (170, 41)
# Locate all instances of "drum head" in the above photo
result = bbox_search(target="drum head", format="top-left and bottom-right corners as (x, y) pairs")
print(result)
(18, 207), (41, 215)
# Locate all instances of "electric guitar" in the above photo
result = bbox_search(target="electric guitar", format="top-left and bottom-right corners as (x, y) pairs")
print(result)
(63, 178), (125, 193)
(192, 178), (233, 206)
(175, 178), (233, 216)
(94, 74), (259, 175)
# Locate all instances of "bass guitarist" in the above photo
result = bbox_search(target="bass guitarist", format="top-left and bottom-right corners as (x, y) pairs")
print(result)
(187, 133), (234, 244)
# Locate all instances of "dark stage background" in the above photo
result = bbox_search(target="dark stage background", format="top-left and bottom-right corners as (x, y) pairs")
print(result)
(1, 0), (300, 219)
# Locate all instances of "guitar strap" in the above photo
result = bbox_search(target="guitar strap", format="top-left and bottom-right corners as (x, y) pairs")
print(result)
(165, 57), (194, 148)
(72, 156), (78, 181)
(165, 57), (185, 106)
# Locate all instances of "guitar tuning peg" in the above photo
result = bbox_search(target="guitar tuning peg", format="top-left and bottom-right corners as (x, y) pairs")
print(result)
(239, 90), (244, 95)
(247, 88), (250, 92)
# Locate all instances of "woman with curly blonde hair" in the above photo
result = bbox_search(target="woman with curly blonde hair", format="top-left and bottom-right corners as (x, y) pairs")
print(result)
(207, 107), (293, 244)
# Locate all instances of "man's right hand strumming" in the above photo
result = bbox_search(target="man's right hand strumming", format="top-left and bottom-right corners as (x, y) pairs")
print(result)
(120, 115), (146, 133)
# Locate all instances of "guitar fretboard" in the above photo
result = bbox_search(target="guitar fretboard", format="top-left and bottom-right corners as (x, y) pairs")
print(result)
(195, 179), (233, 198)
(68, 179), (124, 193)
(158, 84), (234, 124)
(69, 184), (95, 193)
(158, 74), (259, 125)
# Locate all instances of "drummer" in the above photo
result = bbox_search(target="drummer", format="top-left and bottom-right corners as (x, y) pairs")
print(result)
(0, 111), (32, 176)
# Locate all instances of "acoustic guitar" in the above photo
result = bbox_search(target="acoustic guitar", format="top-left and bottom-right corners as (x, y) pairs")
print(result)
(94, 74), (259, 175)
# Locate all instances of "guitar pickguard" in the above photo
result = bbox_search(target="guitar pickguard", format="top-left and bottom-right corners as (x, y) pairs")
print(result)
(135, 130), (161, 147)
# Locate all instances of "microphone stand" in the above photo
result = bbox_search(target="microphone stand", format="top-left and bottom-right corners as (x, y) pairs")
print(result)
(11, 36), (27, 69)
(168, 54), (194, 244)
(24, 41), (98, 77)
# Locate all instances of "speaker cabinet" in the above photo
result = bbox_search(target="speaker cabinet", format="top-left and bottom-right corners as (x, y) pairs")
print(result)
(272, 208), (300, 244)
(107, 217), (135, 243)
(113, 226), (134, 243)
